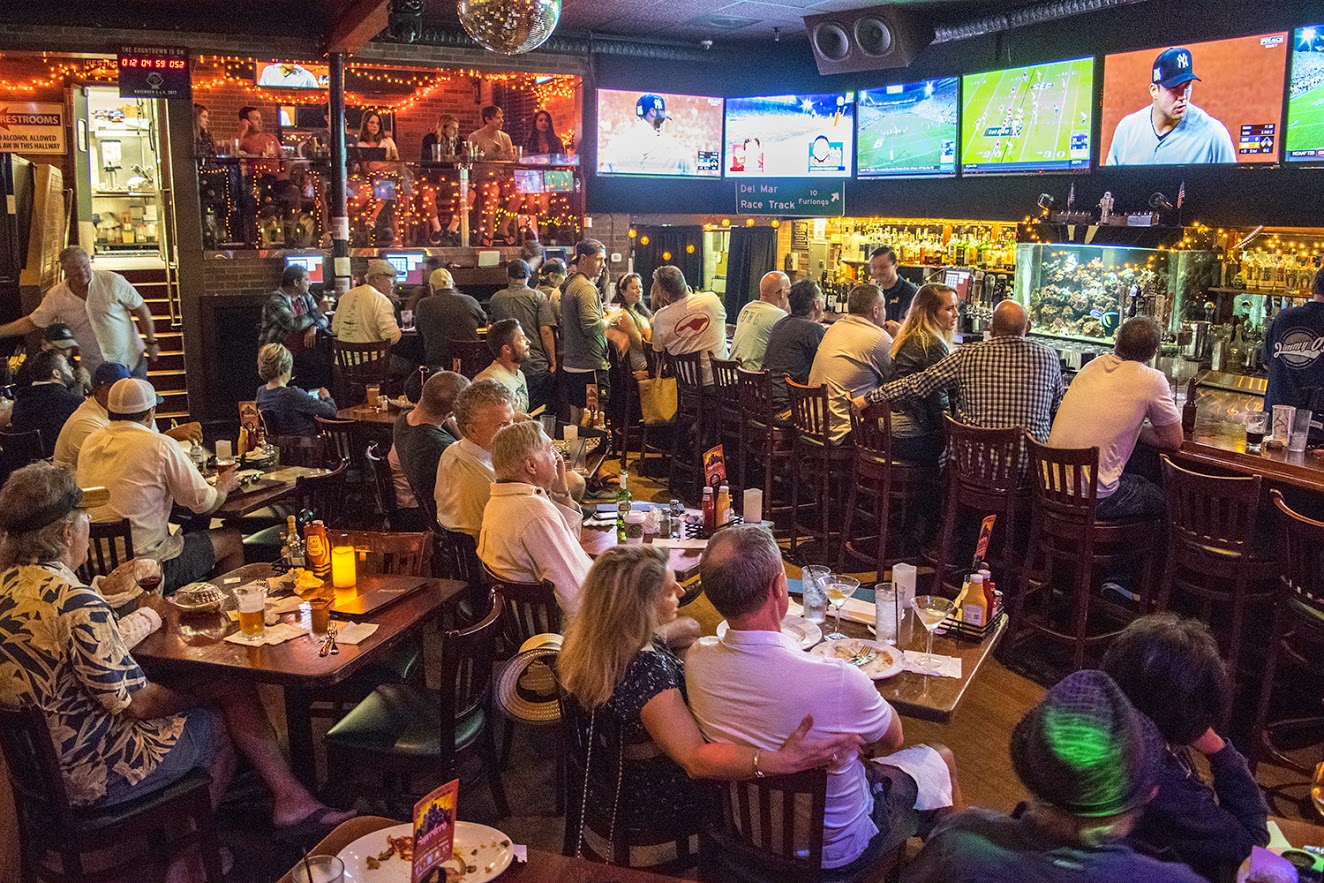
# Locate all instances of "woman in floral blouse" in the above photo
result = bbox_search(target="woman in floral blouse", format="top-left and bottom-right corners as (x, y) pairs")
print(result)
(0, 463), (352, 877)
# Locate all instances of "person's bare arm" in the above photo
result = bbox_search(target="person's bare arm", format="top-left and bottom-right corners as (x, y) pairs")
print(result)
(1141, 420), (1184, 451)
(132, 303), (159, 363)
(0, 316), (39, 339)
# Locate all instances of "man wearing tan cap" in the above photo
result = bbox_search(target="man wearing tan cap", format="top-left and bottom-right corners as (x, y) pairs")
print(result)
(77, 378), (243, 592)
(331, 259), (403, 345)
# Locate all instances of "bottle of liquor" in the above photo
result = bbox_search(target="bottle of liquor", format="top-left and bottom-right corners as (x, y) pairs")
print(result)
(615, 472), (632, 544)
(283, 515), (306, 568)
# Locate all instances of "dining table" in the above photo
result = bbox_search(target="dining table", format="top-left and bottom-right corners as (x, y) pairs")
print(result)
(337, 403), (407, 426)
(276, 816), (687, 883)
(133, 562), (464, 785)
(213, 465), (332, 522)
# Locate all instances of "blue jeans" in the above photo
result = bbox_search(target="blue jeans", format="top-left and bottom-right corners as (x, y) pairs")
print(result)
(98, 707), (222, 806)
(1096, 473), (1165, 520)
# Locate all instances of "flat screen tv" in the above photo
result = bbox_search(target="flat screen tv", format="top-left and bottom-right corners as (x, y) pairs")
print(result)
(255, 62), (329, 90)
(724, 92), (855, 178)
(960, 57), (1094, 175)
(1286, 25), (1324, 164)
(285, 254), (324, 286)
(383, 252), (428, 286)
(857, 78), (958, 178)
(596, 89), (723, 178)
(1101, 32), (1288, 165)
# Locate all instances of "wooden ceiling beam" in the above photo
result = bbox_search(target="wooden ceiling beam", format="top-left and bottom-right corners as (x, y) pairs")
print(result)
(325, 0), (392, 55)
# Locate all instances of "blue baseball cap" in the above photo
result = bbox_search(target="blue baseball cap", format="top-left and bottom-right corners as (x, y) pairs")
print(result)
(636, 94), (669, 121)
(92, 362), (132, 389)
(1152, 47), (1200, 90)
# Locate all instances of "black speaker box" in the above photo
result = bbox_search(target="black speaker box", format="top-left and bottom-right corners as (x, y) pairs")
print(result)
(802, 6), (935, 74)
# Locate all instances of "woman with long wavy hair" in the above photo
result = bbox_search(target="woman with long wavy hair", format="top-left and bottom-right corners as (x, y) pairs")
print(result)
(558, 545), (860, 832)
(885, 283), (959, 465)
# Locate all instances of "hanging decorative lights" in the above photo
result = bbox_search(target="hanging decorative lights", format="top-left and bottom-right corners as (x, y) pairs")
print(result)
(457, 0), (562, 55)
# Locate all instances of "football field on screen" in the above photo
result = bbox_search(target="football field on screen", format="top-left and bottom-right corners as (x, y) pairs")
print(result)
(858, 111), (951, 173)
(961, 58), (1094, 168)
(1287, 82), (1324, 156)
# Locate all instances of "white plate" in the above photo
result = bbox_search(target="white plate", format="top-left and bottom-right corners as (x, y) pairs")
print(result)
(810, 638), (904, 679)
(338, 821), (514, 883)
(718, 615), (822, 651)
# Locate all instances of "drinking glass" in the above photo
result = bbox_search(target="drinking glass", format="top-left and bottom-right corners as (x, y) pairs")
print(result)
(1245, 411), (1267, 451)
(1290, 409), (1312, 453)
(801, 565), (831, 625)
(910, 595), (956, 668)
(292, 855), (344, 883)
(235, 583), (267, 641)
(824, 575), (860, 641)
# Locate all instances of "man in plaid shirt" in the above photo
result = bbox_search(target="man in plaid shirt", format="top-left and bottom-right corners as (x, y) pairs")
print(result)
(854, 301), (1063, 443)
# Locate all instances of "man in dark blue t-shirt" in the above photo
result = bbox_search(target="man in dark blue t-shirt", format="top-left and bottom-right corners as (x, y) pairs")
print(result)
(763, 279), (826, 411)
(1263, 267), (1324, 412)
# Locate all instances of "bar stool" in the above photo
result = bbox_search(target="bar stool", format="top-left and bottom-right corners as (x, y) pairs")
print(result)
(1250, 490), (1324, 774)
(736, 368), (792, 528)
(1156, 454), (1277, 695)
(839, 401), (940, 578)
(709, 354), (743, 494)
(668, 352), (713, 495)
(931, 415), (1027, 596)
(1013, 436), (1162, 671)
(786, 379), (853, 561)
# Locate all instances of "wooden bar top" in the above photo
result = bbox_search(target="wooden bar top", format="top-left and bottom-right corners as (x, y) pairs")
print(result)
(1174, 427), (1324, 492)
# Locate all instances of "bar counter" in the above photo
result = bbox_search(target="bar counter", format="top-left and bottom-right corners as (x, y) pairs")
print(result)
(1175, 424), (1324, 493)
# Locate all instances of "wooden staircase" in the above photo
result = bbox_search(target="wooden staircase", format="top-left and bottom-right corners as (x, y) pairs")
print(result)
(118, 268), (189, 421)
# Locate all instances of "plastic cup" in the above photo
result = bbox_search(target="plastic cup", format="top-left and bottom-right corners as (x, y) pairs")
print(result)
(1290, 409), (1311, 453)
(1273, 405), (1297, 443)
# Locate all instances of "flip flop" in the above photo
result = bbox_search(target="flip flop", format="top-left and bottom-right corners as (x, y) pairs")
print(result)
(274, 806), (357, 840)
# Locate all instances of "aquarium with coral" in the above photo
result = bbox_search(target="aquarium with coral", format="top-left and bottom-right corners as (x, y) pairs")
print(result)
(1013, 243), (1215, 345)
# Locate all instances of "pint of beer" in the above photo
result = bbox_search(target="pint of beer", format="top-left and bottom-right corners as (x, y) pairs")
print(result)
(235, 583), (267, 641)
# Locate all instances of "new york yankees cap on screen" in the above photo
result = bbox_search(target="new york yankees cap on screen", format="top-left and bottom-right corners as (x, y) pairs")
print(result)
(1152, 47), (1201, 89)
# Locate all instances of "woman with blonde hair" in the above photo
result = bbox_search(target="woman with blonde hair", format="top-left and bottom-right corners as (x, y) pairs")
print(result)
(423, 113), (463, 161)
(193, 103), (216, 157)
(558, 545), (861, 831)
(884, 283), (959, 465)
(254, 342), (338, 436)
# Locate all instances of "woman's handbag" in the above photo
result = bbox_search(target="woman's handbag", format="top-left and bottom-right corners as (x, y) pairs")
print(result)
(636, 375), (677, 424)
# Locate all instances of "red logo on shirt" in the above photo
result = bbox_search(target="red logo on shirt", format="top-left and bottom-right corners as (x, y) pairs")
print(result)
(677, 314), (711, 337)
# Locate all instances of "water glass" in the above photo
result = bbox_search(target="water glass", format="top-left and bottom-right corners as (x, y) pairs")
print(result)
(540, 414), (557, 438)
(801, 565), (830, 625)
(292, 855), (344, 883)
(1290, 409), (1312, 453)
(874, 582), (898, 645)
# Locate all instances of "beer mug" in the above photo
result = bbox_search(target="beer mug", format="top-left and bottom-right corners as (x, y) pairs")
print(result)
(235, 583), (267, 641)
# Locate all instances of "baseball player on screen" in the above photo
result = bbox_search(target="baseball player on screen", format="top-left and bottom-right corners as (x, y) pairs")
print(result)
(602, 94), (693, 175)
(1106, 47), (1236, 165)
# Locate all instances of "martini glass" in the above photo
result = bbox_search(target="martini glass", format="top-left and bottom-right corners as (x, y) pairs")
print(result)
(910, 595), (955, 669)
(824, 575), (860, 641)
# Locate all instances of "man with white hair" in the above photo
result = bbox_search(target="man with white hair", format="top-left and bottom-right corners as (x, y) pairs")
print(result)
(731, 271), (789, 370)
(479, 420), (590, 613)
(435, 380), (515, 538)
(0, 246), (159, 377)
(77, 378), (243, 592)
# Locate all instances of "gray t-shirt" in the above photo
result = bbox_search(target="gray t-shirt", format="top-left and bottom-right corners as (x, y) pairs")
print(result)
(488, 283), (555, 376)
(558, 272), (608, 371)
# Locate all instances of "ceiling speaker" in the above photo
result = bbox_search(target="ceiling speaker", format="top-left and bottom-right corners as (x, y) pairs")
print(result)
(804, 6), (933, 74)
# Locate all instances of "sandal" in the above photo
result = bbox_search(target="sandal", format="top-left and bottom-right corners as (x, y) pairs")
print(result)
(274, 806), (357, 840)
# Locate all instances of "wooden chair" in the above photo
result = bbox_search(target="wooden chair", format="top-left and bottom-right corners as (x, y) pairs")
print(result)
(450, 339), (494, 378)
(0, 703), (224, 883)
(931, 416), (1026, 596)
(365, 441), (401, 530)
(327, 529), (433, 579)
(76, 518), (135, 584)
(0, 428), (45, 481)
(242, 459), (351, 556)
(668, 351), (714, 494)
(315, 416), (358, 467)
(609, 342), (663, 473)
(269, 433), (327, 468)
(1013, 436), (1162, 671)
(324, 592), (509, 819)
(482, 565), (563, 651)
(786, 379), (853, 561)
(737, 368), (792, 528)
(1156, 455), (1277, 694)
(710, 354), (744, 493)
(561, 690), (705, 871)
(839, 402), (940, 578)
(1251, 490), (1324, 773)
(698, 768), (903, 883)
(332, 339), (391, 406)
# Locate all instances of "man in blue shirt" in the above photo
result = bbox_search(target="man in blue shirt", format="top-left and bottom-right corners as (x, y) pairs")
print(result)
(1105, 47), (1235, 166)
(1264, 267), (1324, 411)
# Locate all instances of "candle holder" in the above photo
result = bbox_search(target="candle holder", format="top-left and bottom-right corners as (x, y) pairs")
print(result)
(331, 546), (357, 588)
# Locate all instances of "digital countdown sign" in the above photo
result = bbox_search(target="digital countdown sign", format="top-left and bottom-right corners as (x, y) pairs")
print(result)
(117, 46), (191, 99)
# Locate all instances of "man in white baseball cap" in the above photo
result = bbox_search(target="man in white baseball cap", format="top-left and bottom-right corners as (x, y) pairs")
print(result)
(77, 378), (244, 592)
(331, 259), (403, 345)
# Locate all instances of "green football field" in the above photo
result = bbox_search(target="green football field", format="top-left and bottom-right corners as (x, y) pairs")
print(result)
(1286, 81), (1324, 156)
(857, 110), (953, 172)
(961, 58), (1094, 169)
(858, 112), (953, 174)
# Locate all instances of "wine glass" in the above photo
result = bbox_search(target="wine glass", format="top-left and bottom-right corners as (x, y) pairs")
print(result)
(137, 561), (163, 594)
(910, 595), (955, 669)
(824, 575), (860, 641)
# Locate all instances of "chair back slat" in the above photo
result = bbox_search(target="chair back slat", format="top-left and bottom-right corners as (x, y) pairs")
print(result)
(669, 351), (705, 398)
(786, 379), (832, 444)
(644, 345), (669, 379)
(365, 442), (398, 528)
(295, 458), (350, 525)
(440, 592), (503, 727)
(737, 368), (774, 424)
(1271, 490), (1324, 620)
(943, 415), (1024, 494)
(1027, 435), (1100, 518)
(450, 340), (494, 378)
(0, 704), (74, 827)
(710, 355), (740, 399)
(849, 400), (897, 461)
(77, 519), (135, 584)
(483, 565), (561, 647)
(333, 340), (390, 403)
(326, 529), (431, 576)
(1160, 455), (1261, 552)
(711, 768), (827, 878)
(315, 416), (358, 466)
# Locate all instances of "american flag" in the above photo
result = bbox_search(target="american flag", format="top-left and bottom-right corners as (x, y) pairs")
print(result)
(1177, 180), (1185, 208)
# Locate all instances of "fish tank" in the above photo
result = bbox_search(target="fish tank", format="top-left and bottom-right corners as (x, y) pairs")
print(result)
(1014, 242), (1217, 345)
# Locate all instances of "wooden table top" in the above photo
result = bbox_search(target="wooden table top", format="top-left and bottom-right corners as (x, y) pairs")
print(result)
(134, 563), (462, 689)
(277, 816), (686, 883)
(1177, 428), (1324, 492)
(213, 465), (332, 518)
(337, 404), (407, 425)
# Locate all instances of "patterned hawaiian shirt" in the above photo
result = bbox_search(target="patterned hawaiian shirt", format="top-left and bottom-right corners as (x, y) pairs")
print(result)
(0, 564), (185, 805)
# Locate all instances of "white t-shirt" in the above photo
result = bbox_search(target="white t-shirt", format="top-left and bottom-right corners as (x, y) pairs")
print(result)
(651, 291), (729, 385)
(1047, 354), (1181, 498)
(31, 269), (145, 373)
(808, 315), (893, 443)
(332, 283), (401, 344)
(478, 482), (590, 615)
(685, 628), (895, 868)
(434, 438), (494, 538)
(474, 361), (529, 414)
(54, 397), (108, 467)
(731, 300), (788, 371)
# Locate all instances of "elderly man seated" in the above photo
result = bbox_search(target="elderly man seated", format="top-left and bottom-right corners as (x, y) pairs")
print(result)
(686, 524), (960, 870)
(0, 463), (353, 883)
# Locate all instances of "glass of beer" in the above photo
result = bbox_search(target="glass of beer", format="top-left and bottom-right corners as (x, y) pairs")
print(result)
(366, 384), (381, 409)
(235, 583), (267, 641)
(1245, 411), (1267, 451)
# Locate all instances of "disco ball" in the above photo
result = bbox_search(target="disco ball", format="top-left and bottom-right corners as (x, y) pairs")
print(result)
(457, 0), (561, 55)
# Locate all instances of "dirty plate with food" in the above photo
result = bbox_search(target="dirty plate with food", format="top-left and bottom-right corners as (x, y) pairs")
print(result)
(810, 638), (903, 680)
(717, 614), (822, 651)
(338, 821), (514, 883)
